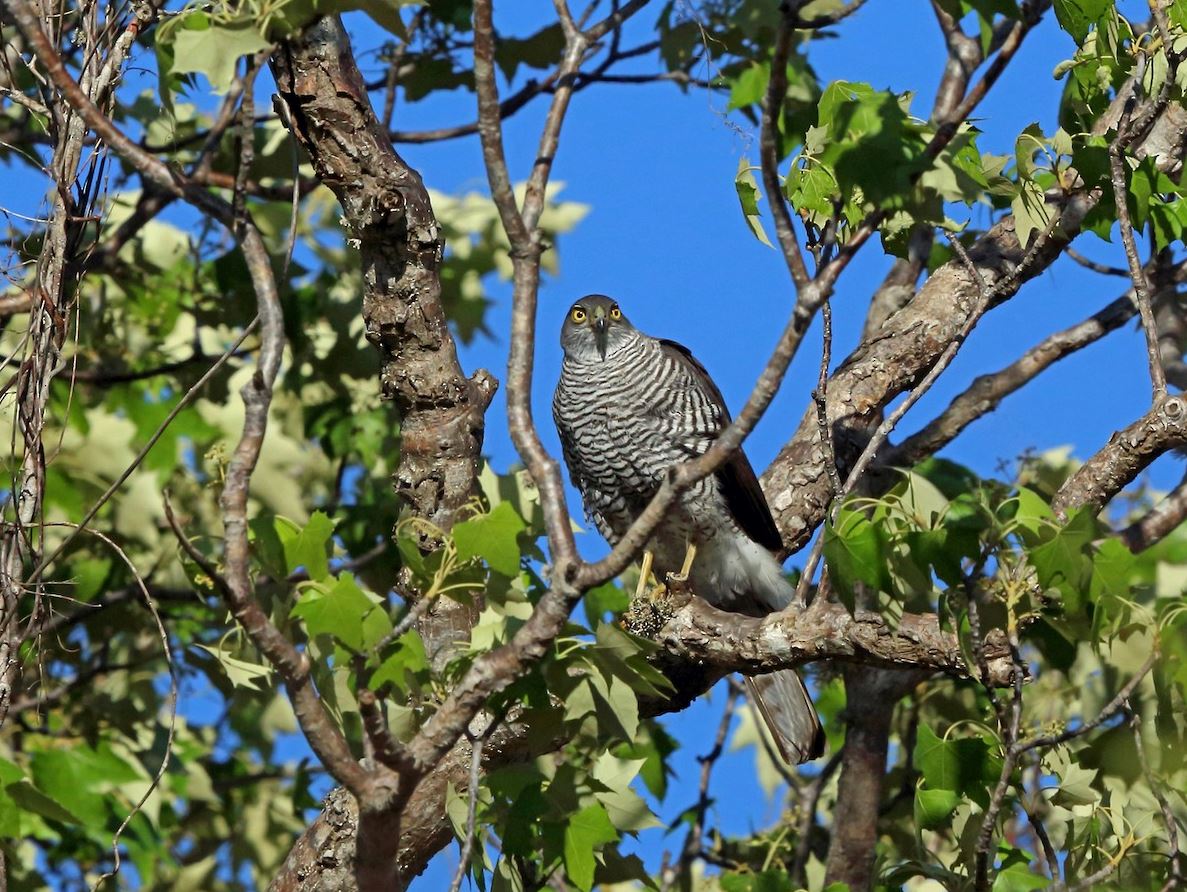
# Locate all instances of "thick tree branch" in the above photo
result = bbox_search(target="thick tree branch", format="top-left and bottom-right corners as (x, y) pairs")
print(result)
(623, 586), (1019, 686)
(1052, 393), (1187, 517)
(1121, 469), (1187, 551)
(273, 16), (495, 537)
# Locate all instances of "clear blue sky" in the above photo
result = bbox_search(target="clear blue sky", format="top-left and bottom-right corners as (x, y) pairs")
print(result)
(5, 1), (1175, 887)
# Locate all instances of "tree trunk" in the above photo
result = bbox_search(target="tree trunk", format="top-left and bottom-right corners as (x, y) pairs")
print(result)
(824, 667), (918, 891)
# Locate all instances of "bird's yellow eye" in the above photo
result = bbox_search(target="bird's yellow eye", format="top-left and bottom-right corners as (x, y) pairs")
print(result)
(610, 306), (622, 320)
(571, 307), (587, 323)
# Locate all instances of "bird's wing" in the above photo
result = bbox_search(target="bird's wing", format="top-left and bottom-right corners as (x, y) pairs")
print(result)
(657, 338), (784, 554)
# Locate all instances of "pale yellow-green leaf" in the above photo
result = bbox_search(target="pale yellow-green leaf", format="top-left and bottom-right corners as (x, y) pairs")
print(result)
(171, 21), (272, 94)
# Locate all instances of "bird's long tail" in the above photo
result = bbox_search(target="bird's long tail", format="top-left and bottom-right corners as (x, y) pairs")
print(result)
(728, 536), (826, 763)
(745, 670), (825, 764)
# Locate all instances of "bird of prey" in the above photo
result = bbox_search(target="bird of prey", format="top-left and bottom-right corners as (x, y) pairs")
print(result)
(552, 294), (824, 764)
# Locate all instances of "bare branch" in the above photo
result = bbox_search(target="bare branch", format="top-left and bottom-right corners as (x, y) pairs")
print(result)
(68, 526), (177, 892)
(760, 9), (811, 290)
(1066, 246), (1129, 278)
(1052, 394), (1187, 517)
(664, 681), (740, 888)
(1121, 469), (1187, 551)
(1128, 704), (1186, 891)
(886, 288), (1138, 469)
(1110, 115), (1167, 398)
(446, 730), (488, 892)
(1016, 648), (1157, 755)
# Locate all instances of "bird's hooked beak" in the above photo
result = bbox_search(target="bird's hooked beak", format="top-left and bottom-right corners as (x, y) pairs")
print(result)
(592, 307), (609, 360)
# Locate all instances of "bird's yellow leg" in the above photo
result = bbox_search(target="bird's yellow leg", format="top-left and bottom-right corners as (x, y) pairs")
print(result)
(670, 543), (698, 584)
(634, 549), (655, 599)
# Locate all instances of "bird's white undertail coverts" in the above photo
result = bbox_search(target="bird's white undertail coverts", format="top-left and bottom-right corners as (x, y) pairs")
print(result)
(553, 294), (824, 763)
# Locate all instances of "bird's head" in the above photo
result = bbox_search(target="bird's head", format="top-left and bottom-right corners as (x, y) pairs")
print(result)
(560, 294), (634, 361)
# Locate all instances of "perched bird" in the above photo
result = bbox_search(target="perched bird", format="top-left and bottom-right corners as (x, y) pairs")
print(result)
(553, 294), (824, 764)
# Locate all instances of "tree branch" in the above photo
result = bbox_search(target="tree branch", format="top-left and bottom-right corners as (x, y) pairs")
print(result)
(885, 288), (1139, 469)
(1052, 393), (1187, 517)
(623, 585), (1019, 686)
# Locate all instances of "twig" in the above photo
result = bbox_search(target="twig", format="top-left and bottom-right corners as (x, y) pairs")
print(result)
(666, 682), (740, 888)
(447, 729), (489, 892)
(759, 7), (811, 291)
(473, 0), (580, 568)
(1015, 648), (1158, 755)
(1066, 246), (1129, 278)
(791, 748), (843, 884)
(973, 623), (1026, 891)
(1109, 115), (1167, 398)
(373, 593), (435, 654)
(1127, 703), (1185, 891)
(793, 297), (839, 605)
(1021, 762), (1060, 884)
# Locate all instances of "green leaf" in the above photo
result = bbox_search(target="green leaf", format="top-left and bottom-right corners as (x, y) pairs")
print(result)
(0, 758), (23, 838)
(453, 501), (527, 577)
(735, 157), (773, 247)
(914, 786), (961, 829)
(720, 870), (795, 892)
(166, 15), (272, 94)
(6, 779), (80, 826)
(562, 803), (618, 892)
(194, 644), (274, 690)
(1088, 537), (1133, 600)
(992, 861), (1049, 892)
(1011, 487), (1056, 540)
(913, 725), (1001, 806)
(1028, 507), (1096, 601)
(292, 573), (392, 652)
(279, 511), (336, 581)
(729, 62), (770, 110)
(1053, 0), (1110, 42)
(816, 81), (925, 204)
(583, 581), (629, 626)
(823, 507), (889, 610)
(371, 630), (429, 693)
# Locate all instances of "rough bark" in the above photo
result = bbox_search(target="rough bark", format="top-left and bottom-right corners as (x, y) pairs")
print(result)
(624, 587), (1018, 686)
(273, 21), (492, 508)
(272, 15), (496, 664)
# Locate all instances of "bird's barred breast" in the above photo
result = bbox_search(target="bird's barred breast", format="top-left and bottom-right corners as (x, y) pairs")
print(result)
(554, 333), (724, 542)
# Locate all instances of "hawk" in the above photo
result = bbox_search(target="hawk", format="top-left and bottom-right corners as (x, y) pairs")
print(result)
(553, 294), (824, 763)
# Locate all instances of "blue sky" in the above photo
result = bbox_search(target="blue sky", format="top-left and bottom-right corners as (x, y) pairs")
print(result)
(4, 0), (1177, 887)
